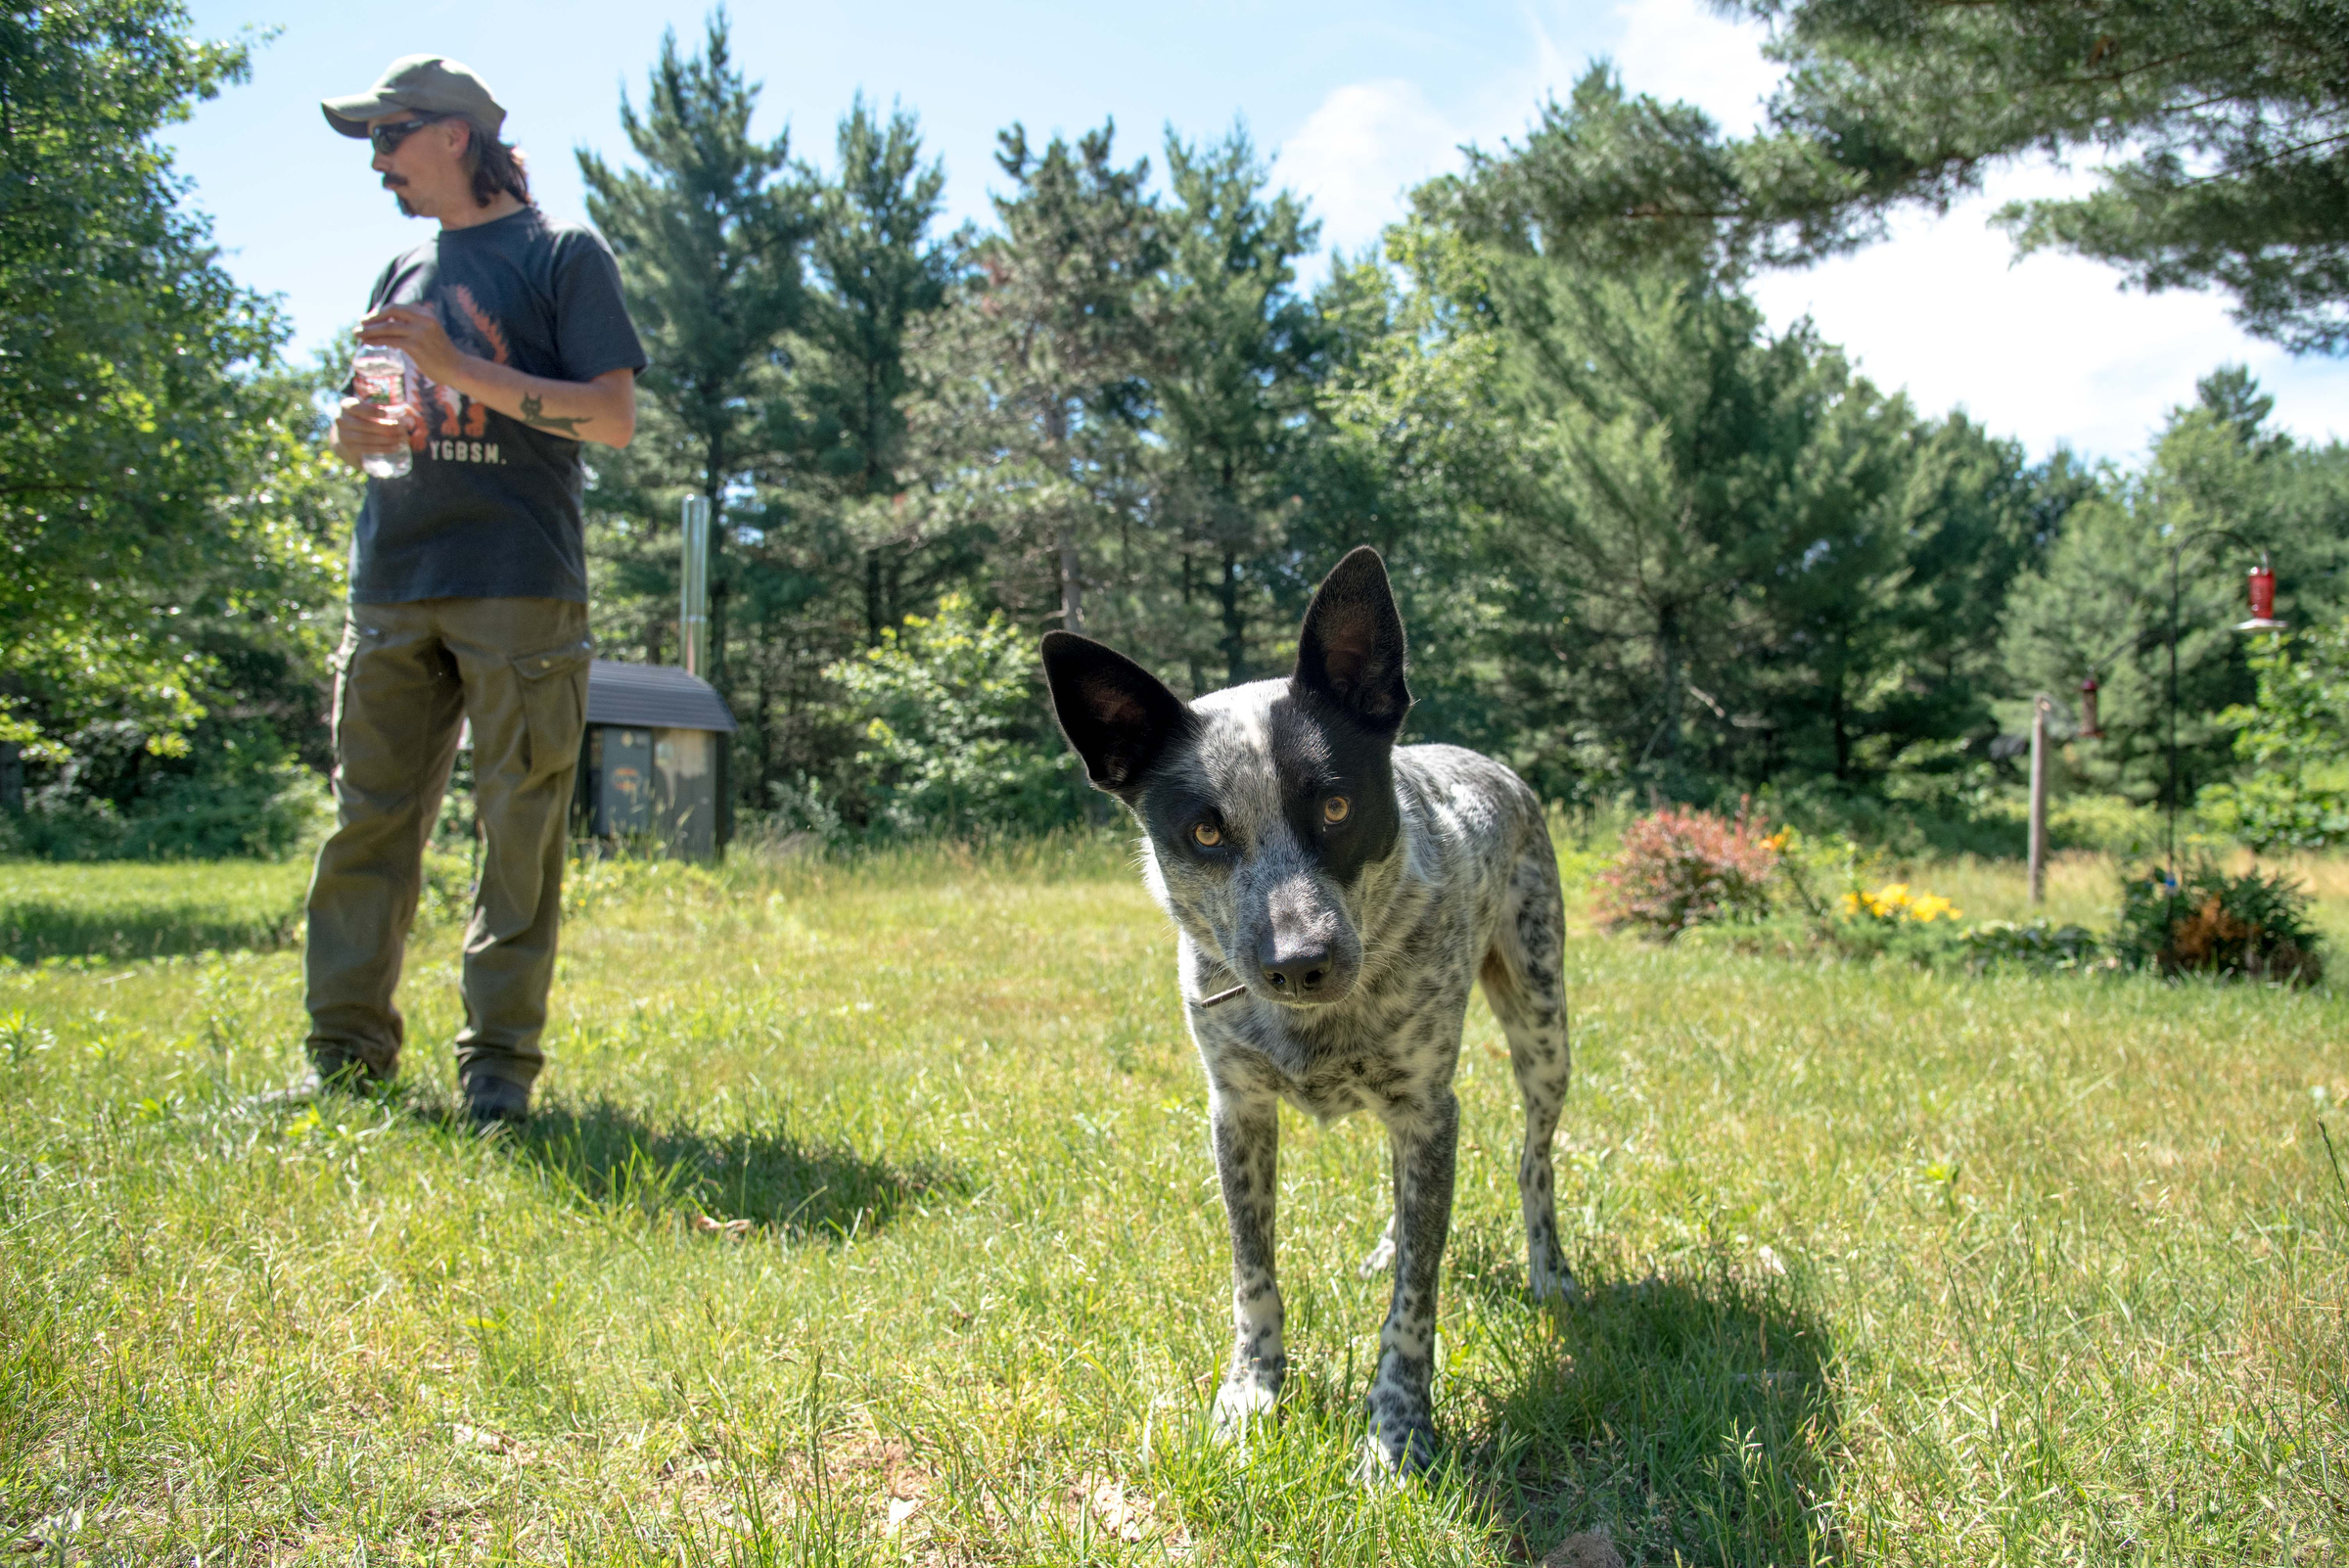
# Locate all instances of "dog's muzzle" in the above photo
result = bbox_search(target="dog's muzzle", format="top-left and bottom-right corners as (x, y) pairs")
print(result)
(1252, 926), (1358, 1006)
(1236, 865), (1362, 1007)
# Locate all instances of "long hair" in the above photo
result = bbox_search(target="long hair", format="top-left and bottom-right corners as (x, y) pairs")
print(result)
(457, 117), (532, 208)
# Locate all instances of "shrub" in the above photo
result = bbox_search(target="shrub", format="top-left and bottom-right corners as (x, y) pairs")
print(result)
(824, 595), (1088, 841)
(1960, 918), (2109, 973)
(2198, 621), (2349, 852)
(1809, 878), (1963, 964)
(1596, 801), (1780, 940)
(2, 720), (327, 861)
(2113, 860), (2324, 984)
(754, 773), (848, 849)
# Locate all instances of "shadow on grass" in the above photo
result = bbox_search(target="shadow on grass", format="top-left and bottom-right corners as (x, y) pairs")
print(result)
(494, 1097), (970, 1245)
(0, 899), (300, 964)
(1445, 1235), (1844, 1565)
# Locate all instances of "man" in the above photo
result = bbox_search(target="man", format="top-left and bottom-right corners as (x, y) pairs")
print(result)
(306, 56), (646, 1124)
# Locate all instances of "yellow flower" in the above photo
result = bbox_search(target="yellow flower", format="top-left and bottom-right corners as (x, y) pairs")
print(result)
(1841, 881), (1961, 925)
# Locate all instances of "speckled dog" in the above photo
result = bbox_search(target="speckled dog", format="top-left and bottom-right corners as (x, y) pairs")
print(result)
(1041, 546), (1575, 1479)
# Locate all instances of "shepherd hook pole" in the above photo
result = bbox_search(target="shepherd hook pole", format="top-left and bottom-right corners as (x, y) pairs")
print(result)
(2028, 695), (2050, 906)
(2167, 537), (2182, 883)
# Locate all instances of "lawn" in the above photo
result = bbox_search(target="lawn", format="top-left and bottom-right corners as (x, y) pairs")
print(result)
(0, 858), (312, 965)
(2, 842), (2345, 1565)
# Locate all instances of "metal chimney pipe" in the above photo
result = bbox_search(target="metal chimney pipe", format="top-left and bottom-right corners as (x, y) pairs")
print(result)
(680, 494), (711, 678)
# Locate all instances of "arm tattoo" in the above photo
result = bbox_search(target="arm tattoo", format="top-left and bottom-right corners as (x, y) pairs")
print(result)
(519, 392), (590, 436)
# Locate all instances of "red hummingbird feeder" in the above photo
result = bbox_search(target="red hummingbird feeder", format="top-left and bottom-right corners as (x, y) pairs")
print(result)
(2237, 557), (2286, 631)
(2078, 676), (2102, 738)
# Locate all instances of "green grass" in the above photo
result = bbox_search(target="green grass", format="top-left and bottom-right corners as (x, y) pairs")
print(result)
(0, 858), (313, 964)
(3, 843), (2346, 1564)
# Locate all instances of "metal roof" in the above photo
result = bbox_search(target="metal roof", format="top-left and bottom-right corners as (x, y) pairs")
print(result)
(585, 660), (737, 733)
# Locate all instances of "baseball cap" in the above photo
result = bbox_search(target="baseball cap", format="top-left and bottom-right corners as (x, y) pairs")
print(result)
(322, 55), (506, 139)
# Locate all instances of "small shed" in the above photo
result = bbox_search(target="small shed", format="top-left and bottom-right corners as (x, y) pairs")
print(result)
(575, 660), (736, 859)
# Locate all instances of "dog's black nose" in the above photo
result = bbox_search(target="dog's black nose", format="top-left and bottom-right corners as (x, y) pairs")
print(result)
(1257, 932), (1332, 995)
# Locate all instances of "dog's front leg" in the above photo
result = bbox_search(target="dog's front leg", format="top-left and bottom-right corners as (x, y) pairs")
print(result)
(1209, 1079), (1284, 1442)
(1361, 1089), (1458, 1480)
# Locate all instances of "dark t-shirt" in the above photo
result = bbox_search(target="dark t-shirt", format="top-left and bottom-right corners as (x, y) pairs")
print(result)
(350, 208), (647, 604)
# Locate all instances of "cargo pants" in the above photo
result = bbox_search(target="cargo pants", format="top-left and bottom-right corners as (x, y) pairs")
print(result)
(304, 597), (592, 1101)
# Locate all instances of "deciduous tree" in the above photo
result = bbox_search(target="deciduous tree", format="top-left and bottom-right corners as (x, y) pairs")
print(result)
(0, 0), (344, 804)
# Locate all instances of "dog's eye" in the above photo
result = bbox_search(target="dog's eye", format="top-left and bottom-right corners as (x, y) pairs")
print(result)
(1192, 822), (1222, 849)
(1322, 796), (1351, 826)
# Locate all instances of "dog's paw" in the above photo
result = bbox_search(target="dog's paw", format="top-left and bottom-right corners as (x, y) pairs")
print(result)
(1355, 1410), (1436, 1485)
(1357, 1221), (1397, 1279)
(1212, 1374), (1280, 1447)
(1357, 1376), (1435, 1484)
(1530, 1252), (1583, 1304)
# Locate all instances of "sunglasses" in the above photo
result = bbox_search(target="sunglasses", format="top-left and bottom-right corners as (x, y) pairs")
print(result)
(368, 115), (447, 156)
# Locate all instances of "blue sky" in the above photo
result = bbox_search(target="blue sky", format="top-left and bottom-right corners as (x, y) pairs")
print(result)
(176, 0), (2346, 464)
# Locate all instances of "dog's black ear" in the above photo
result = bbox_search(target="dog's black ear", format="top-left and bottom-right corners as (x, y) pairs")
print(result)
(1041, 630), (1192, 797)
(1294, 546), (1409, 734)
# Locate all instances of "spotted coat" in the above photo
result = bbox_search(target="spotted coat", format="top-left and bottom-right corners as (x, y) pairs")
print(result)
(1040, 547), (1575, 1480)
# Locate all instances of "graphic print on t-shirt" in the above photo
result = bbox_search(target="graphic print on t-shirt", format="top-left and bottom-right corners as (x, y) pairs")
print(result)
(408, 283), (510, 467)
(349, 209), (647, 605)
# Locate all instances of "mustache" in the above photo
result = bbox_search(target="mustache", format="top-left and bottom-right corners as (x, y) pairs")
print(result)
(381, 173), (409, 189)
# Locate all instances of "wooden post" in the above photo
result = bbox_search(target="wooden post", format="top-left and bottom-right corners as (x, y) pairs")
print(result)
(2028, 696), (2050, 905)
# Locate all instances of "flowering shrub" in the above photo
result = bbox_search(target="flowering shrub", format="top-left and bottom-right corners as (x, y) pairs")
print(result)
(1596, 802), (1782, 940)
(1840, 882), (1962, 924)
(1809, 872), (1969, 964)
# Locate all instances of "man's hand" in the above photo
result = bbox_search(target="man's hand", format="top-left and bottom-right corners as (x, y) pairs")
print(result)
(331, 394), (417, 471)
(343, 302), (637, 450)
(359, 303), (469, 384)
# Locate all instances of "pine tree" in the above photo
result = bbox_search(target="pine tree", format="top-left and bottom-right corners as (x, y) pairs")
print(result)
(795, 97), (961, 644)
(1287, 244), (1510, 754)
(962, 121), (1166, 637)
(1753, 0), (2349, 352)
(2000, 373), (2306, 810)
(1482, 255), (1915, 795)
(578, 9), (812, 699)
(1512, 3), (2349, 351)
(1350, 190), (1998, 802)
(1154, 126), (1318, 690)
(1878, 418), (2068, 769)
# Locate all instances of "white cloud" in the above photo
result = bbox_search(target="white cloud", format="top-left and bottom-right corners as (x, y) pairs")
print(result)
(1273, 2), (1781, 272)
(1274, 79), (1464, 260)
(1747, 165), (2349, 461)
(1279, 3), (2347, 460)
(1600, 2), (2347, 458)
(1611, 0), (1780, 133)
(1272, 1), (1773, 266)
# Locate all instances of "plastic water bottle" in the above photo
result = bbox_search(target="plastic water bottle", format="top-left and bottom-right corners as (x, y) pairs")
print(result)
(350, 345), (415, 480)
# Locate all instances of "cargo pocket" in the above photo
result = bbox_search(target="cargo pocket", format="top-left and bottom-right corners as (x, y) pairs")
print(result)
(327, 622), (384, 758)
(512, 637), (593, 781)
